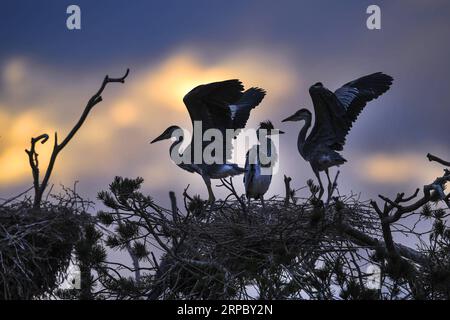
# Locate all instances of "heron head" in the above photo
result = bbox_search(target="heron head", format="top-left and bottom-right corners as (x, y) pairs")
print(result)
(257, 120), (284, 136)
(309, 82), (324, 95)
(282, 109), (311, 122)
(150, 125), (181, 144)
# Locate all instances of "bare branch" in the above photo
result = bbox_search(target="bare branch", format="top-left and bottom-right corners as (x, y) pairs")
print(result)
(427, 153), (450, 167)
(28, 69), (130, 208)
(169, 191), (179, 222)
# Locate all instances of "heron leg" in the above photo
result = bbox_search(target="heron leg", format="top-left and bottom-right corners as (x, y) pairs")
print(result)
(313, 168), (324, 199)
(202, 175), (215, 204)
(325, 168), (333, 203)
(260, 195), (272, 223)
(260, 195), (265, 208)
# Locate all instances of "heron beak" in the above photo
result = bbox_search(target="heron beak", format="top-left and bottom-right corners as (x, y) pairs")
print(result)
(268, 129), (284, 136)
(282, 114), (298, 122)
(150, 132), (167, 144)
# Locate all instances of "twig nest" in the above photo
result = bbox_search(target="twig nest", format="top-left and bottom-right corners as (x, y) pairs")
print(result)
(0, 201), (86, 299)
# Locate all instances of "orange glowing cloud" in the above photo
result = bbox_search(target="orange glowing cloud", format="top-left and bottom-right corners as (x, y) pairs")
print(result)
(130, 49), (299, 114)
(109, 100), (139, 128)
(357, 152), (443, 184)
(0, 107), (55, 185)
(0, 48), (300, 190)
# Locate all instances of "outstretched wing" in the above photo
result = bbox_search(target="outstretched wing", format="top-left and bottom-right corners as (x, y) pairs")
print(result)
(183, 79), (244, 131)
(307, 72), (393, 151)
(335, 72), (393, 126)
(307, 85), (350, 151)
(183, 80), (265, 161)
(230, 87), (266, 130)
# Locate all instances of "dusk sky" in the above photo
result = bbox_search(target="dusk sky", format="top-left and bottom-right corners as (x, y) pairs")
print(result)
(1, 0), (449, 207)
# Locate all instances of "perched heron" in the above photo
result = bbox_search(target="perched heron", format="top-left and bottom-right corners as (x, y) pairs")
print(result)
(151, 79), (266, 203)
(282, 72), (393, 199)
(244, 121), (283, 207)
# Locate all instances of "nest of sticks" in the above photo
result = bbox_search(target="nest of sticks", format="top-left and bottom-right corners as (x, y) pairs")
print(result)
(98, 177), (384, 299)
(98, 173), (449, 299)
(146, 194), (382, 299)
(183, 196), (377, 270)
(0, 195), (87, 300)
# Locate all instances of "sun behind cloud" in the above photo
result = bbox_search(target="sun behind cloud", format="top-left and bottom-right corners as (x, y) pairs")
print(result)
(0, 48), (300, 191)
(131, 49), (298, 113)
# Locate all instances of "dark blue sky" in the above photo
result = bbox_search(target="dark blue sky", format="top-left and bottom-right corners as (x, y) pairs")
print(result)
(0, 1), (408, 69)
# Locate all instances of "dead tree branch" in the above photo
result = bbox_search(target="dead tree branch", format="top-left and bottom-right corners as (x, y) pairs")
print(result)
(25, 69), (130, 208)
(427, 153), (450, 167)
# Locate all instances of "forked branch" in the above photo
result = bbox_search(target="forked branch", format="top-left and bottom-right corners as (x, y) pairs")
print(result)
(373, 154), (450, 224)
(25, 69), (130, 208)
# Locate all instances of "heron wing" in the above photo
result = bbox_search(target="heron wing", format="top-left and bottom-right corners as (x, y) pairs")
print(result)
(308, 72), (393, 151)
(335, 72), (393, 126)
(230, 87), (266, 130)
(183, 79), (244, 130)
(307, 86), (350, 151)
(183, 80), (265, 161)
(227, 87), (266, 160)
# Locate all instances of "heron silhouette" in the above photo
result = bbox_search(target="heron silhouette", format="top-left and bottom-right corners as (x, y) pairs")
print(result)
(282, 72), (393, 199)
(151, 80), (266, 203)
(244, 121), (283, 207)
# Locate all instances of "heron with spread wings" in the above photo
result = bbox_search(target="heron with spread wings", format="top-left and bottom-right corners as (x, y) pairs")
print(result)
(282, 72), (393, 199)
(151, 80), (266, 203)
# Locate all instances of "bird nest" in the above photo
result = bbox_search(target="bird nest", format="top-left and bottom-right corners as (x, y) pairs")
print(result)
(99, 176), (443, 299)
(0, 197), (87, 299)
(139, 193), (382, 299)
(180, 198), (373, 272)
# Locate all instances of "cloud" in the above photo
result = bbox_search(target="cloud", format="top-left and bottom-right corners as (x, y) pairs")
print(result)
(0, 48), (300, 195)
(0, 107), (55, 186)
(129, 48), (300, 189)
(3, 58), (26, 87)
(1, 50), (447, 206)
(356, 152), (443, 185)
(108, 99), (139, 128)
(129, 48), (299, 116)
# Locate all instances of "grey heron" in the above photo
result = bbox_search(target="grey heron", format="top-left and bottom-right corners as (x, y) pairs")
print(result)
(244, 121), (283, 207)
(282, 72), (393, 199)
(151, 79), (266, 203)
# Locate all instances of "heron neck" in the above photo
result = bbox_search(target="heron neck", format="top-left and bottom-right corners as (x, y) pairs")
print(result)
(257, 135), (272, 158)
(298, 117), (311, 158)
(257, 136), (277, 169)
(169, 130), (184, 160)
